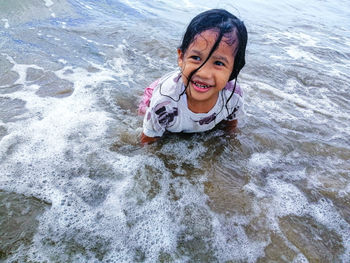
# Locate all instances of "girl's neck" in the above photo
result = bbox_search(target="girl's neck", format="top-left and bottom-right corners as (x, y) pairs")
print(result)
(185, 91), (219, 113)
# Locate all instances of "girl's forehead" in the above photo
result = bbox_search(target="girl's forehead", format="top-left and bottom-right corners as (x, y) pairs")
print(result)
(190, 29), (238, 52)
(195, 30), (219, 41)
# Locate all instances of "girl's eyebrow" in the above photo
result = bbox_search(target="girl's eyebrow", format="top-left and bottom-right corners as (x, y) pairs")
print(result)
(191, 50), (203, 56)
(212, 55), (229, 64)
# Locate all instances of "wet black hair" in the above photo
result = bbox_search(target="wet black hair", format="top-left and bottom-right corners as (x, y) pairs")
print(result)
(160, 9), (248, 115)
(179, 9), (248, 82)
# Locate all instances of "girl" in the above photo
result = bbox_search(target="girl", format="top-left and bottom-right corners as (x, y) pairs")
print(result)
(139, 9), (248, 144)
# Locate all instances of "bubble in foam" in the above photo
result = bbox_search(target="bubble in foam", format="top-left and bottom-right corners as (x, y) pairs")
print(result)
(269, 179), (309, 216)
(307, 197), (350, 255)
(292, 253), (309, 263)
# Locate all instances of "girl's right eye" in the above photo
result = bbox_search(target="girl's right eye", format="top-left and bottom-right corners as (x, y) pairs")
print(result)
(190, 56), (201, 61)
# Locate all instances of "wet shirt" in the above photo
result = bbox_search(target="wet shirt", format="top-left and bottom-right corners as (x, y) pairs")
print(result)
(142, 70), (245, 138)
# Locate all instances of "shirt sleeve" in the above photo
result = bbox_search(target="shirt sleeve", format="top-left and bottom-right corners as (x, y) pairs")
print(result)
(143, 100), (179, 138)
(138, 79), (160, 115)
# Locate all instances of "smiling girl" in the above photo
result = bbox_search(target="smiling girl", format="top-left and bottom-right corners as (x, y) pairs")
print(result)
(139, 9), (248, 144)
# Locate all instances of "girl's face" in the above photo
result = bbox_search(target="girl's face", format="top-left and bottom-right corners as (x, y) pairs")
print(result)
(178, 29), (236, 113)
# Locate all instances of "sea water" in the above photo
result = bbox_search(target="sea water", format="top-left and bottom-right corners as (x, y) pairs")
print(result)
(0, 0), (349, 262)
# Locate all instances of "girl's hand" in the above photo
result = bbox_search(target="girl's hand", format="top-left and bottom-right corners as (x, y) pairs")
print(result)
(224, 119), (238, 132)
(141, 132), (158, 145)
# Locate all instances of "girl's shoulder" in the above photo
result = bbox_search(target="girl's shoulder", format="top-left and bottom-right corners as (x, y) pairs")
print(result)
(223, 80), (243, 97)
(221, 80), (245, 116)
(151, 70), (184, 105)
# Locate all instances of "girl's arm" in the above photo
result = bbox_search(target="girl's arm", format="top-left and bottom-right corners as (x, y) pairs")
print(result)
(141, 132), (158, 144)
(224, 119), (238, 132)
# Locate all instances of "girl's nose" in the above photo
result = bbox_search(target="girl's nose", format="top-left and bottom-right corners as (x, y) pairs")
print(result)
(196, 63), (213, 79)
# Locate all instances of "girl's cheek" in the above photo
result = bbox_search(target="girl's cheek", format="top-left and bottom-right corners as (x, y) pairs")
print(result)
(181, 75), (188, 85)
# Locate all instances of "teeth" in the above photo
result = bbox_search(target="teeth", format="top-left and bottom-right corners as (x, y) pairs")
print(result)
(193, 81), (209, 88)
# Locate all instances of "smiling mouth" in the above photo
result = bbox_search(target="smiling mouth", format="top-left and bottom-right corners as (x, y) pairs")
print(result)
(191, 81), (213, 92)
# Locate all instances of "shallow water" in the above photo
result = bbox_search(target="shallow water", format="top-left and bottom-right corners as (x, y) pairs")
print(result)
(0, 0), (349, 262)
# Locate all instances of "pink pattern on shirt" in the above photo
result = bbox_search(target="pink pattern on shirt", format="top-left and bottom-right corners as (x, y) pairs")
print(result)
(224, 81), (243, 97)
(138, 79), (159, 115)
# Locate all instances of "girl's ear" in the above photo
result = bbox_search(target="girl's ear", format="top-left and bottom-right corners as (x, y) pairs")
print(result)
(177, 48), (184, 68)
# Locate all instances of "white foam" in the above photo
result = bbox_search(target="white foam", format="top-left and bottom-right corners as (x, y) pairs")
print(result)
(293, 253), (309, 263)
(249, 80), (349, 121)
(80, 36), (118, 50)
(0, 56), (118, 192)
(248, 151), (282, 169)
(57, 58), (67, 64)
(3, 54), (43, 86)
(159, 140), (207, 168)
(283, 32), (319, 47)
(0, 133), (21, 160)
(264, 31), (319, 48)
(77, 0), (93, 10)
(26, 178), (130, 261)
(108, 57), (134, 77)
(269, 55), (284, 60)
(285, 45), (322, 63)
(1, 18), (9, 28)
(43, 0), (54, 7)
(212, 215), (267, 262)
(160, 0), (196, 9)
(1, 53), (155, 261)
(121, 198), (178, 260)
(22, 149), (216, 261)
(269, 180), (309, 216)
(308, 198), (350, 258)
(80, 36), (94, 44)
(245, 153), (350, 261)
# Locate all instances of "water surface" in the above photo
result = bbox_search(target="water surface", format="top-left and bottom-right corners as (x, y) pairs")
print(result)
(0, 0), (349, 262)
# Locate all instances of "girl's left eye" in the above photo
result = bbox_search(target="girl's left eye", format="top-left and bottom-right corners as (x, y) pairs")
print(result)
(214, 61), (225, 66)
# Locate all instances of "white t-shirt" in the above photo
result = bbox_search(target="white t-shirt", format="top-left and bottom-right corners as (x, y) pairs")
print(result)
(143, 70), (245, 137)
